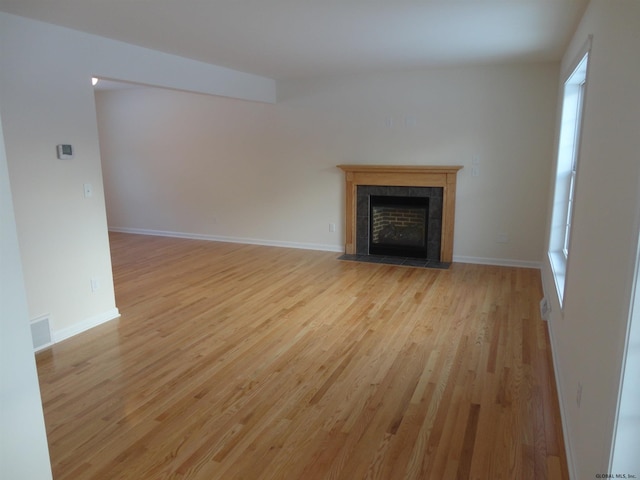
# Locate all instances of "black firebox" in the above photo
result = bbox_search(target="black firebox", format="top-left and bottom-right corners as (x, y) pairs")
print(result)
(369, 195), (429, 258)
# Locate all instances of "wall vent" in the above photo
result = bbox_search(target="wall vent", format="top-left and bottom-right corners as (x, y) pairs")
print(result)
(30, 315), (53, 352)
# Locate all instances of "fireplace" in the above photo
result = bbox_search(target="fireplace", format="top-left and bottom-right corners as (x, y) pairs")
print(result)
(338, 165), (463, 266)
(369, 195), (429, 258)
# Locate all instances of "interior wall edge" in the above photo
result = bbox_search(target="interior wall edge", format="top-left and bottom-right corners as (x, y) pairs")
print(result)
(540, 262), (577, 480)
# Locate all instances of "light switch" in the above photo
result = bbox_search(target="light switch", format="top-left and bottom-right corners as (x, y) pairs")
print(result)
(83, 183), (93, 198)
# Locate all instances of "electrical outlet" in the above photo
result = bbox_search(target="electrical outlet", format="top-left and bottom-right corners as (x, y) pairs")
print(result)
(90, 277), (100, 293)
(576, 382), (583, 408)
(329, 223), (336, 233)
(83, 183), (93, 198)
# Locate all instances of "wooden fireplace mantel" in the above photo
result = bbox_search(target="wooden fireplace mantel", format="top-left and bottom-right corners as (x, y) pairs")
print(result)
(338, 165), (463, 263)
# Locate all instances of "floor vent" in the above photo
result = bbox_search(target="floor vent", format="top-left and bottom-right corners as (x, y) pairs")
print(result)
(30, 315), (53, 352)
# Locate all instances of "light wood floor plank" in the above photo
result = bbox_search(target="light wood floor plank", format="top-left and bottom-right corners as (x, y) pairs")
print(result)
(36, 233), (568, 479)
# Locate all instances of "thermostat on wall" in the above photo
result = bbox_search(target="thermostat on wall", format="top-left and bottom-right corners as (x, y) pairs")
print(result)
(56, 144), (74, 159)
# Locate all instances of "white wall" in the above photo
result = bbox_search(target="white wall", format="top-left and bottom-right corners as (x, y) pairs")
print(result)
(97, 63), (559, 265)
(0, 12), (275, 337)
(541, 0), (640, 477)
(0, 113), (52, 479)
(612, 243), (640, 473)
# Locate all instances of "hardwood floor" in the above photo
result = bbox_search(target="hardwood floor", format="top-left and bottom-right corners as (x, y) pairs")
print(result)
(36, 233), (568, 479)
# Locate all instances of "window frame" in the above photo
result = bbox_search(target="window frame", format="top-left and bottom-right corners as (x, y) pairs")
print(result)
(562, 79), (586, 260)
(548, 40), (591, 308)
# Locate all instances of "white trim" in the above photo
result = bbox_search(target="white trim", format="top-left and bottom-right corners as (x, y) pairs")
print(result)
(561, 35), (593, 82)
(550, 38), (592, 311)
(452, 255), (542, 269)
(52, 308), (120, 344)
(108, 227), (344, 253)
(541, 269), (577, 480)
(110, 228), (542, 266)
(548, 250), (568, 309)
(609, 182), (640, 471)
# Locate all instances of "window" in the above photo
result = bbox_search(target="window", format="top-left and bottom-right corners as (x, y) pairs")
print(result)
(562, 78), (585, 258)
(548, 48), (589, 307)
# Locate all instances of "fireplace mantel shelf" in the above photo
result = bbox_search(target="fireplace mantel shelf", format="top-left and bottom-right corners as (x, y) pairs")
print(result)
(337, 164), (463, 263)
(338, 165), (463, 174)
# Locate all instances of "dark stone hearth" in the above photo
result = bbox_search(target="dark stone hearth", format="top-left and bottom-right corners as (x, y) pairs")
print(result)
(338, 254), (450, 270)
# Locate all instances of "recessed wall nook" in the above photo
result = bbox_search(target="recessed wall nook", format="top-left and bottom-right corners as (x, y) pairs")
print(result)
(337, 165), (462, 268)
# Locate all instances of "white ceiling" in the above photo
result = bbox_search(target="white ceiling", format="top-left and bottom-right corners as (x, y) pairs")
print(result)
(0, 0), (589, 81)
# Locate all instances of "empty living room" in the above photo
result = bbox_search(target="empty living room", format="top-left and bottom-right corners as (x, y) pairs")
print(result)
(1, 1), (639, 479)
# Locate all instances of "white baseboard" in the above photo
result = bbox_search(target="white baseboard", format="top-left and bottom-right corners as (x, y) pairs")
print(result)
(108, 227), (344, 253)
(110, 228), (544, 267)
(52, 308), (120, 344)
(453, 255), (542, 269)
(540, 270), (577, 480)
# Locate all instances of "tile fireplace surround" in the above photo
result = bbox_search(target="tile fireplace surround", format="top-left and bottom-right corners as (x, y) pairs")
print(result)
(337, 165), (463, 264)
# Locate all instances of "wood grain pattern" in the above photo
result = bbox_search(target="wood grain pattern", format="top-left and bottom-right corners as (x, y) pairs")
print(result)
(36, 232), (568, 479)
